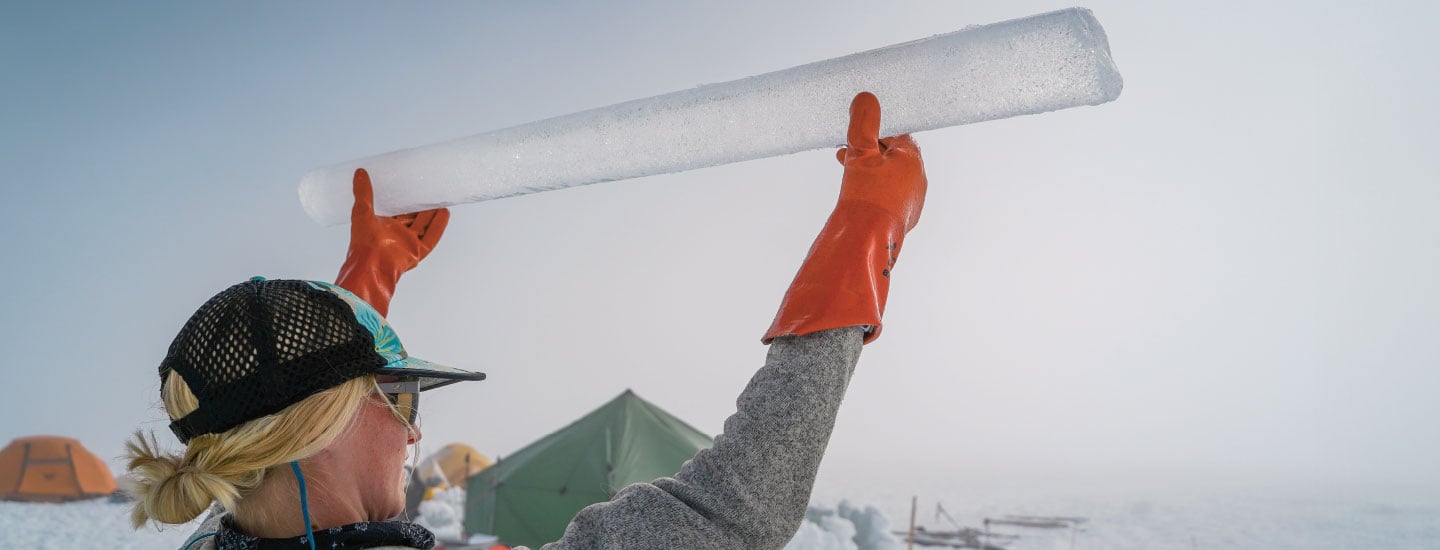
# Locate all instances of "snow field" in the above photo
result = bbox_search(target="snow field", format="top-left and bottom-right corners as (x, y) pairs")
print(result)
(6, 484), (1435, 549)
(0, 499), (202, 550)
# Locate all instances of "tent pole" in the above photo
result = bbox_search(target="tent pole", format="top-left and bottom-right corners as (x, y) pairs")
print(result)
(65, 444), (82, 500)
(10, 443), (31, 497)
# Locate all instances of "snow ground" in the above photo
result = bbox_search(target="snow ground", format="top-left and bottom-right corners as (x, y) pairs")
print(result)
(0, 499), (202, 550)
(4, 485), (1437, 549)
(810, 482), (1440, 550)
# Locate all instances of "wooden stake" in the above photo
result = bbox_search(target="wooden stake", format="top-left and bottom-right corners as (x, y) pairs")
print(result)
(907, 496), (917, 550)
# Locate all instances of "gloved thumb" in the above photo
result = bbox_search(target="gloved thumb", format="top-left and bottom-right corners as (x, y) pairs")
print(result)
(351, 168), (378, 230)
(844, 92), (882, 159)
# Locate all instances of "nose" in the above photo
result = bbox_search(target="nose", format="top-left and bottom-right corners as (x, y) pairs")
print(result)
(407, 425), (423, 445)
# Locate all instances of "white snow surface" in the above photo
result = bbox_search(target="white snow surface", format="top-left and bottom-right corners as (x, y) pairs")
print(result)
(0, 499), (202, 550)
(787, 500), (904, 550)
(4, 484), (1437, 549)
(298, 7), (1122, 225)
(414, 486), (467, 543)
(813, 482), (1440, 550)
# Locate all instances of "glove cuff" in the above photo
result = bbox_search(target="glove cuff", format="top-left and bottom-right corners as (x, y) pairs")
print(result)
(334, 247), (406, 317)
(763, 204), (906, 345)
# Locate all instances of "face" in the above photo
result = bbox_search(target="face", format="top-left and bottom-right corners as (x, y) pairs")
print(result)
(322, 378), (422, 520)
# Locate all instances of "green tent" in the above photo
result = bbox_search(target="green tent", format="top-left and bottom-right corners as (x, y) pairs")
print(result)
(464, 389), (713, 548)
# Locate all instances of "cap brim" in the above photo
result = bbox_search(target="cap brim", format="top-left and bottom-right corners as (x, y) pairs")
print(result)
(378, 356), (486, 391)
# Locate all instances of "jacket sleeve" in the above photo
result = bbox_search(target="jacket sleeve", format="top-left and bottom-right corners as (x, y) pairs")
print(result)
(540, 326), (865, 550)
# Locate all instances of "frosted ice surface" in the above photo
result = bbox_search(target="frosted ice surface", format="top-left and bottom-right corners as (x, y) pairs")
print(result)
(0, 499), (204, 549)
(415, 486), (466, 542)
(837, 500), (904, 550)
(787, 507), (860, 550)
(300, 7), (1124, 225)
(786, 501), (904, 550)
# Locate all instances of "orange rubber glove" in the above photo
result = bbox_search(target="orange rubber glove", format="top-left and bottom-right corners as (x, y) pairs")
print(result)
(763, 92), (927, 344)
(334, 168), (450, 317)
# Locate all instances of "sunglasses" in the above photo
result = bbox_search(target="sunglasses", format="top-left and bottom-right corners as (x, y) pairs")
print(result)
(376, 378), (421, 426)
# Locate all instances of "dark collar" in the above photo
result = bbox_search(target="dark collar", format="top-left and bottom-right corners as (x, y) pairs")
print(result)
(216, 515), (436, 549)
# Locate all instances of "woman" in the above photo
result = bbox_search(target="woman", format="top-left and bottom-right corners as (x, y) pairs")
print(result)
(129, 92), (928, 550)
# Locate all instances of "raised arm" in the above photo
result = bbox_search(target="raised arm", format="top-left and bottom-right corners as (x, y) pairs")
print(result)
(542, 91), (928, 550)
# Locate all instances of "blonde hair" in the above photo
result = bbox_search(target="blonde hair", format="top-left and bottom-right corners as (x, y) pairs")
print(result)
(125, 372), (410, 528)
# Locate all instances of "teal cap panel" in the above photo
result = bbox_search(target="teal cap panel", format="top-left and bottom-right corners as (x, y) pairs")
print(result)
(304, 281), (485, 388)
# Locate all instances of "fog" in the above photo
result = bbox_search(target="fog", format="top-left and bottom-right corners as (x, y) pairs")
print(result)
(2, 0), (1437, 503)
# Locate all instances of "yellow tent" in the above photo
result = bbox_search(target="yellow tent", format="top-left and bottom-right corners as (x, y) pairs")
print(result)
(417, 443), (492, 488)
(0, 435), (118, 502)
(406, 442), (493, 516)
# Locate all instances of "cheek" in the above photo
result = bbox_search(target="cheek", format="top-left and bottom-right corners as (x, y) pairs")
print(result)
(359, 403), (411, 460)
(380, 411), (414, 464)
(359, 406), (412, 493)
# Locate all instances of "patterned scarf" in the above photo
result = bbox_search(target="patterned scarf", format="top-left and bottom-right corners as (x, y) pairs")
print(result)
(215, 515), (436, 549)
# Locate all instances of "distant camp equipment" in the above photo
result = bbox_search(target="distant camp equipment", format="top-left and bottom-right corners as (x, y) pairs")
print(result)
(0, 435), (118, 502)
(418, 442), (494, 488)
(406, 442), (494, 518)
(464, 390), (712, 549)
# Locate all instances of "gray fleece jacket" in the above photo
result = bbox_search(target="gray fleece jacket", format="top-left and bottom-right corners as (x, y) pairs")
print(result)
(180, 327), (864, 550)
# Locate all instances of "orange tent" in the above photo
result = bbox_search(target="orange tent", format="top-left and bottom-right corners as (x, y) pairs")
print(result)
(0, 435), (117, 502)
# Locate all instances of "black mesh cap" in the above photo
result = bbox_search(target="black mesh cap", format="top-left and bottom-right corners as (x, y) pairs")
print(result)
(159, 278), (483, 443)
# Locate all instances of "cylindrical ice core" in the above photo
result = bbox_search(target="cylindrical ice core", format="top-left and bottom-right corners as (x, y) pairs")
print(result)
(300, 7), (1123, 225)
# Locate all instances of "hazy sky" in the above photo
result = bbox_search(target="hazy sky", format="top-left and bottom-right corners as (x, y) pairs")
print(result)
(3, 0), (1437, 504)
